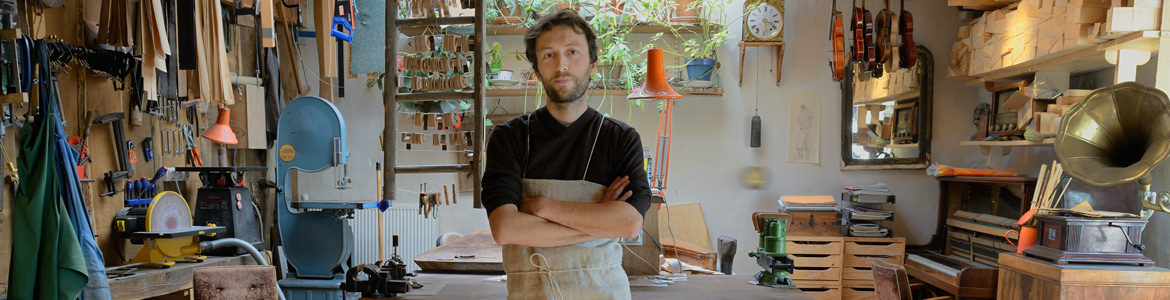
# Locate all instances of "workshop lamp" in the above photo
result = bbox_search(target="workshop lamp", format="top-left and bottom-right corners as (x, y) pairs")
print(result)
(629, 49), (682, 193)
(202, 107), (238, 166)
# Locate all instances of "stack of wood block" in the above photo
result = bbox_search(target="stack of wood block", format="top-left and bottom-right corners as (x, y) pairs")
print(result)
(788, 236), (906, 300)
(852, 64), (921, 103)
(948, 0), (1161, 78)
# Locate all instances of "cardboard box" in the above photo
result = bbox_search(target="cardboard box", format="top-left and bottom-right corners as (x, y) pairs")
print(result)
(1035, 112), (1061, 136)
(1020, 98), (1058, 128)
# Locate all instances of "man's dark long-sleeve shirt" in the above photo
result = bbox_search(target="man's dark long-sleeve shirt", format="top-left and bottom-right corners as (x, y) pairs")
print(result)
(482, 106), (651, 217)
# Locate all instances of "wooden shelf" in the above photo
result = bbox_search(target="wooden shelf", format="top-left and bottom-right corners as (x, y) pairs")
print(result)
(960, 138), (1054, 169)
(854, 89), (920, 105)
(485, 86), (723, 97)
(399, 22), (721, 36)
(486, 22), (721, 36)
(947, 0), (1021, 11)
(959, 138), (1054, 147)
(962, 31), (1162, 86)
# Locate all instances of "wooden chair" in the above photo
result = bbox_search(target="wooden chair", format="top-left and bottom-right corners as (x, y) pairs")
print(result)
(871, 260), (952, 300)
(193, 265), (279, 300)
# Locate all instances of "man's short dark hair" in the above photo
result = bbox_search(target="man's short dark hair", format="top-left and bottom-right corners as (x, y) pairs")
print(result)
(523, 9), (598, 72)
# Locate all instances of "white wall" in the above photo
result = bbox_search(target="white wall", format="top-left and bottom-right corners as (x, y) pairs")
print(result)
(293, 0), (1170, 276)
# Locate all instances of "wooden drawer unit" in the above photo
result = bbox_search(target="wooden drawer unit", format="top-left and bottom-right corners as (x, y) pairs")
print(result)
(790, 253), (842, 268)
(787, 236), (844, 255)
(844, 237), (906, 256)
(843, 266), (875, 281)
(794, 280), (841, 300)
(844, 280), (876, 300)
(844, 254), (904, 268)
(843, 287), (877, 300)
(792, 267), (842, 281)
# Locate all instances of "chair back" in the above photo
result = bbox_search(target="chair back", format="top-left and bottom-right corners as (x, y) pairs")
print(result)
(193, 265), (279, 300)
(871, 260), (913, 300)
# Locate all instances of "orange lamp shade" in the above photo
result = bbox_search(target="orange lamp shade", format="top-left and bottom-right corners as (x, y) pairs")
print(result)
(202, 107), (239, 144)
(629, 49), (682, 100)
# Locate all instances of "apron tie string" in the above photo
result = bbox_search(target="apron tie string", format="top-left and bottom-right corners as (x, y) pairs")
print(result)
(529, 253), (564, 300)
(509, 252), (622, 300)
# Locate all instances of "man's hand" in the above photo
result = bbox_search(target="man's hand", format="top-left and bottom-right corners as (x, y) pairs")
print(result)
(604, 176), (633, 202)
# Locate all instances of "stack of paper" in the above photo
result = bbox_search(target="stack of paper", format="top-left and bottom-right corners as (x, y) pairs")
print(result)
(846, 205), (893, 221)
(847, 220), (890, 237)
(843, 183), (895, 204)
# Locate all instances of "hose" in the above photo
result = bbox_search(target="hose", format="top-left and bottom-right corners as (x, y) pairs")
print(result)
(199, 238), (287, 300)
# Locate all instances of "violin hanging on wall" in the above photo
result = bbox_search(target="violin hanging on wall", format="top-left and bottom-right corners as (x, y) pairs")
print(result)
(863, 0), (876, 73)
(830, 0), (847, 81)
(851, 0), (866, 66)
(873, 0), (893, 78)
(899, 0), (917, 68)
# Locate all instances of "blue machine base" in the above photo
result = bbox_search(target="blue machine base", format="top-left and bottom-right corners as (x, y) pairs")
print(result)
(280, 277), (359, 300)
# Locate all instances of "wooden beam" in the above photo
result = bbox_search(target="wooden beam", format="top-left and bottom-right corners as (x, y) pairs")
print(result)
(316, 0), (336, 102)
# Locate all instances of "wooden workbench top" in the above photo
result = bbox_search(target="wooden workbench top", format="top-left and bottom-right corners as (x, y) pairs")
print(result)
(108, 255), (260, 300)
(391, 273), (812, 300)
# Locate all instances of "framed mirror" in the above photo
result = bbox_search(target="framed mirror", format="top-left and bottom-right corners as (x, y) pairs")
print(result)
(841, 46), (933, 170)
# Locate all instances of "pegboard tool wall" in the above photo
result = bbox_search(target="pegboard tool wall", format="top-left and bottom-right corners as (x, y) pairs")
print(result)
(0, 0), (271, 287)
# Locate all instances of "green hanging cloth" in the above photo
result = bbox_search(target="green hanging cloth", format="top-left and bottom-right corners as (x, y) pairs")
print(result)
(7, 38), (88, 300)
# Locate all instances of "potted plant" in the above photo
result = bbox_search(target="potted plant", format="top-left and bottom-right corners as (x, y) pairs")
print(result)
(630, 0), (672, 23)
(670, 0), (701, 22)
(652, 0), (755, 82)
(488, 0), (523, 24)
(554, 0), (580, 12)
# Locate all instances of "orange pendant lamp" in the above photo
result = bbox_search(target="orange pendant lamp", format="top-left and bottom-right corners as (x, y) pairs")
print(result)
(202, 107), (238, 166)
(630, 49), (682, 193)
(629, 49), (682, 100)
(202, 107), (238, 144)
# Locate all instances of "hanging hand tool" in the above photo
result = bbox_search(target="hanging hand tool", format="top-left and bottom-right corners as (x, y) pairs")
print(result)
(142, 137), (154, 162)
(418, 183), (425, 215)
(184, 125), (203, 166)
(127, 140), (138, 171)
(331, 0), (355, 98)
(95, 113), (132, 197)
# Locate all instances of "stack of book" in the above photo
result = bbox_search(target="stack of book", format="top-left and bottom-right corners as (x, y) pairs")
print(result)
(842, 183), (896, 237)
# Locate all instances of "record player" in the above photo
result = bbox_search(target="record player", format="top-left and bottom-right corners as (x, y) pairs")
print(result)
(1023, 213), (1152, 266)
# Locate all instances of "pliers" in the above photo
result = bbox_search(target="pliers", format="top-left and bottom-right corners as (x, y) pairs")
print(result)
(183, 125), (203, 166)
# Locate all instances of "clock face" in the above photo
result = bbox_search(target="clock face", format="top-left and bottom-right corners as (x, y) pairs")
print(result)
(747, 3), (783, 39)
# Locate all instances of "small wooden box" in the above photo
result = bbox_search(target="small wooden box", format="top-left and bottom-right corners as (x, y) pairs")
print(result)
(998, 253), (1170, 300)
(787, 211), (842, 237)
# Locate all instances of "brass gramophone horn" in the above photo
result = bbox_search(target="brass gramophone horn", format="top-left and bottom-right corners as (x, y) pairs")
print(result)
(1054, 81), (1170, 213)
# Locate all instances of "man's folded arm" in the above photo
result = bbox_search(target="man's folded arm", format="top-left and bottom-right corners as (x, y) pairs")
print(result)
(488, 204), (599, 247)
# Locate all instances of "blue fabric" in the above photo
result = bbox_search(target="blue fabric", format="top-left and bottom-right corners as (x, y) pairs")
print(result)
(50, 75), (111, 299)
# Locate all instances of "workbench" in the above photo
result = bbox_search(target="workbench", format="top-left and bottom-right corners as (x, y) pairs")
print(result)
(387, 274), (812, 299)
(107, 255), (260, 299)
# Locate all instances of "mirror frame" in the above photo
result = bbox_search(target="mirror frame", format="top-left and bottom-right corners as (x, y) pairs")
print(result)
(840, 45), (934, 170)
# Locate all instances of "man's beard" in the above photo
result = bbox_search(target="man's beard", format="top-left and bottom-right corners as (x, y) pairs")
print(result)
(541, 71), (591, 104)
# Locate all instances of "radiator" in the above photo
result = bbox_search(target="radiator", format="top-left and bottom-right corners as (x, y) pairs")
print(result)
(351, 207), (437, 272)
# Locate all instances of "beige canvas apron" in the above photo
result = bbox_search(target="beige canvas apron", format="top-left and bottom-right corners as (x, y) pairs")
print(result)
(503, 116), (629, 300)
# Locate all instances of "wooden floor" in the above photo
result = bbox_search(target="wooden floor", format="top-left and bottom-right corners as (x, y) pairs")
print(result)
(390, 273), (812, 300)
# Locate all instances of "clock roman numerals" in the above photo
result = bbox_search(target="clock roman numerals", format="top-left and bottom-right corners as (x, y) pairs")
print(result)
(743, 0), (784, 42)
